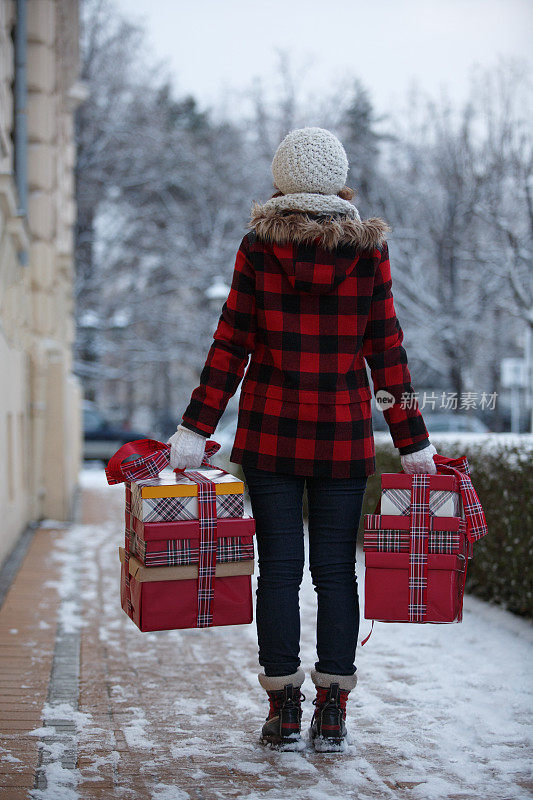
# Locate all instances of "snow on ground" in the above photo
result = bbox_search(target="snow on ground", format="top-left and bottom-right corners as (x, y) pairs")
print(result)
(30, 468), (533, 799)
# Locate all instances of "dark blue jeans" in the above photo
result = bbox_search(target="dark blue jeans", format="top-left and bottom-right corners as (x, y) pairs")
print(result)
(242, 464), (367, 678)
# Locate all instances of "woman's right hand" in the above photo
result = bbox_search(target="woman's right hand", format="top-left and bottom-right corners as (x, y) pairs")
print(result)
(167, 424), (208, 470)
(400, 443), (437, 475)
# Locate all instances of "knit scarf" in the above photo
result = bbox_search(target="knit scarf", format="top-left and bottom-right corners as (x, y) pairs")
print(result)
(256, 192), (361, 219)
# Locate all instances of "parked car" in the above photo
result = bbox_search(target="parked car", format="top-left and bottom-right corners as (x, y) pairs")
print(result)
(83, 400), (152, 462)
(421, 413), (490, 434)
(371, 408), (389, 432)
(371, 408), (490, 435)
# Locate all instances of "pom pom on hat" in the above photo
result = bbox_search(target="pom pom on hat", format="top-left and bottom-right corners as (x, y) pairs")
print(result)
(271, 127), (349, 196)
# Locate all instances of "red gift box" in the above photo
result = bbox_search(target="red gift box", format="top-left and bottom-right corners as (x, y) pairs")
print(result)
(363, 456), (487, 632)
(364, 553), (466, 623)
(119, 549), (253, 632)
(128, 514), (255, 567)
(364, 513), (468, 622)
(380, 472), (462, 517)
(364, 512), (467, 555)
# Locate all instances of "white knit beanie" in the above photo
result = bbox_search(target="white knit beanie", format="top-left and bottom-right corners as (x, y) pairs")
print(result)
(271, 127), (349, 196)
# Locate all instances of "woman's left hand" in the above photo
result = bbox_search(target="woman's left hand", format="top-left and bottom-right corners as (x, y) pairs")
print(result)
(400, 443), (437, 475)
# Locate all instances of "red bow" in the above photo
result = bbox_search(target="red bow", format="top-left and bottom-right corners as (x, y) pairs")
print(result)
(105, 438), (221, 485)
(433, 454), (488, 543)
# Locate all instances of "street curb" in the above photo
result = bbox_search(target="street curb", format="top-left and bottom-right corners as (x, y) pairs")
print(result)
(0, 521), (39, 610)
(0, 483), (82, 611)
(34, 482), (83, 793)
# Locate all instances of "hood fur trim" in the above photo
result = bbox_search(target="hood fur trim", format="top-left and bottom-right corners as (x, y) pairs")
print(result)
(249, 202), (390, 252)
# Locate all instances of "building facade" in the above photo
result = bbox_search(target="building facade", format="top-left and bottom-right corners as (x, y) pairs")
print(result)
(0, 0), (82, 565)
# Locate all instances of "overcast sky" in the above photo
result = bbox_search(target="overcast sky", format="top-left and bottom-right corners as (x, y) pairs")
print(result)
(114, 0), (532, 118)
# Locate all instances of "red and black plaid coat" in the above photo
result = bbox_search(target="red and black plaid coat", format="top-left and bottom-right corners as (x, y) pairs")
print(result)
(181, 207), (429, 478)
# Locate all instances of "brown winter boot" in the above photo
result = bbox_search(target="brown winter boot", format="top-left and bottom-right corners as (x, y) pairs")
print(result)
(258, 669), (306, 751)
(309, 669), (358, 752)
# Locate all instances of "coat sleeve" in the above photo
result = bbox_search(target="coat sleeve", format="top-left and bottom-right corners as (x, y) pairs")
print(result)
(180, 237), (257, 437)
(362, 241), (430, 454)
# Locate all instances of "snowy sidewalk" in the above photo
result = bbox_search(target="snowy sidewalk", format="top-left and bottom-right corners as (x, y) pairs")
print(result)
(0, 469), (532, 800)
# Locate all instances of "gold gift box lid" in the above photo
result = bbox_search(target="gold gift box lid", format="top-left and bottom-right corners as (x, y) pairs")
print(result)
(119, 547), (254, 582)
(131, 468), (244, 499)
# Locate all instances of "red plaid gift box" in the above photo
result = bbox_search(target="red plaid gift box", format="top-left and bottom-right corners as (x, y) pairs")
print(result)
(380, 473), (462, 517)
(107, 438), (255, 633)
(129, 468), (245, 523)
(129, 515), (255, 567)
(363, 454), (487, 631)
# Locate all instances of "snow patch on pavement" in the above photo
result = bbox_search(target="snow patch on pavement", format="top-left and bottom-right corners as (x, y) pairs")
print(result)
(30, 760), (81, 800)
(29, 702), (94, 800)
(151, 784), (190, 800)
(0, 745), (22, 763)
(123, 707), (154, 750)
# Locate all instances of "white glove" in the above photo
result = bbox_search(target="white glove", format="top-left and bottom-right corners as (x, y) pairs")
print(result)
(400, 443), (437, 475)
(167, 424), (207, 470)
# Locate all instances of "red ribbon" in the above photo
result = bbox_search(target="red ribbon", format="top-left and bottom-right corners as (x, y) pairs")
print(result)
(179, 469), (219, 627)
(433, 454), (488, 543)
(408, 474), (431, 622)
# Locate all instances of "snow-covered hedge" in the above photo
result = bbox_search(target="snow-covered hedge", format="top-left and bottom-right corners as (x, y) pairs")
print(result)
(362, 435), (533, 618)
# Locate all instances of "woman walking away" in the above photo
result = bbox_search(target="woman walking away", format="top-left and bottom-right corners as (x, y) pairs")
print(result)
(167, 127), (437, 752)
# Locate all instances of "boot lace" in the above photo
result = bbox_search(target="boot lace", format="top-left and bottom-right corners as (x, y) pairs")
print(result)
(312, 686), (349, 720)
(268, 688), (306, 716)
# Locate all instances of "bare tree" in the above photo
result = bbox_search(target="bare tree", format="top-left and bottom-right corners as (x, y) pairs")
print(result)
(76, 0), (255, 434)
(378, 63), (530, 429)
(473, 59), (533, 428)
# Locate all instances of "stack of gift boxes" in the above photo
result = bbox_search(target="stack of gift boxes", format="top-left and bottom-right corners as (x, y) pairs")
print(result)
(119, 466), (256, 632)
(363, 472), (473, 624)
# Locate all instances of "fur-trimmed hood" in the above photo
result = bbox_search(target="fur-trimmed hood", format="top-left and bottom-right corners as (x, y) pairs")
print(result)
(248, 201), (390, 253)
(247, 202), (391, 295)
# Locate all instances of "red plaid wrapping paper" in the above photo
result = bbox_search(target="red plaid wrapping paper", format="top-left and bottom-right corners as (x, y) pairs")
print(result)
(131, 525), (255, 567)
(364, 514), (466, 554)
(130, 489), (244, 523)
(380, 477), (462, 518)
